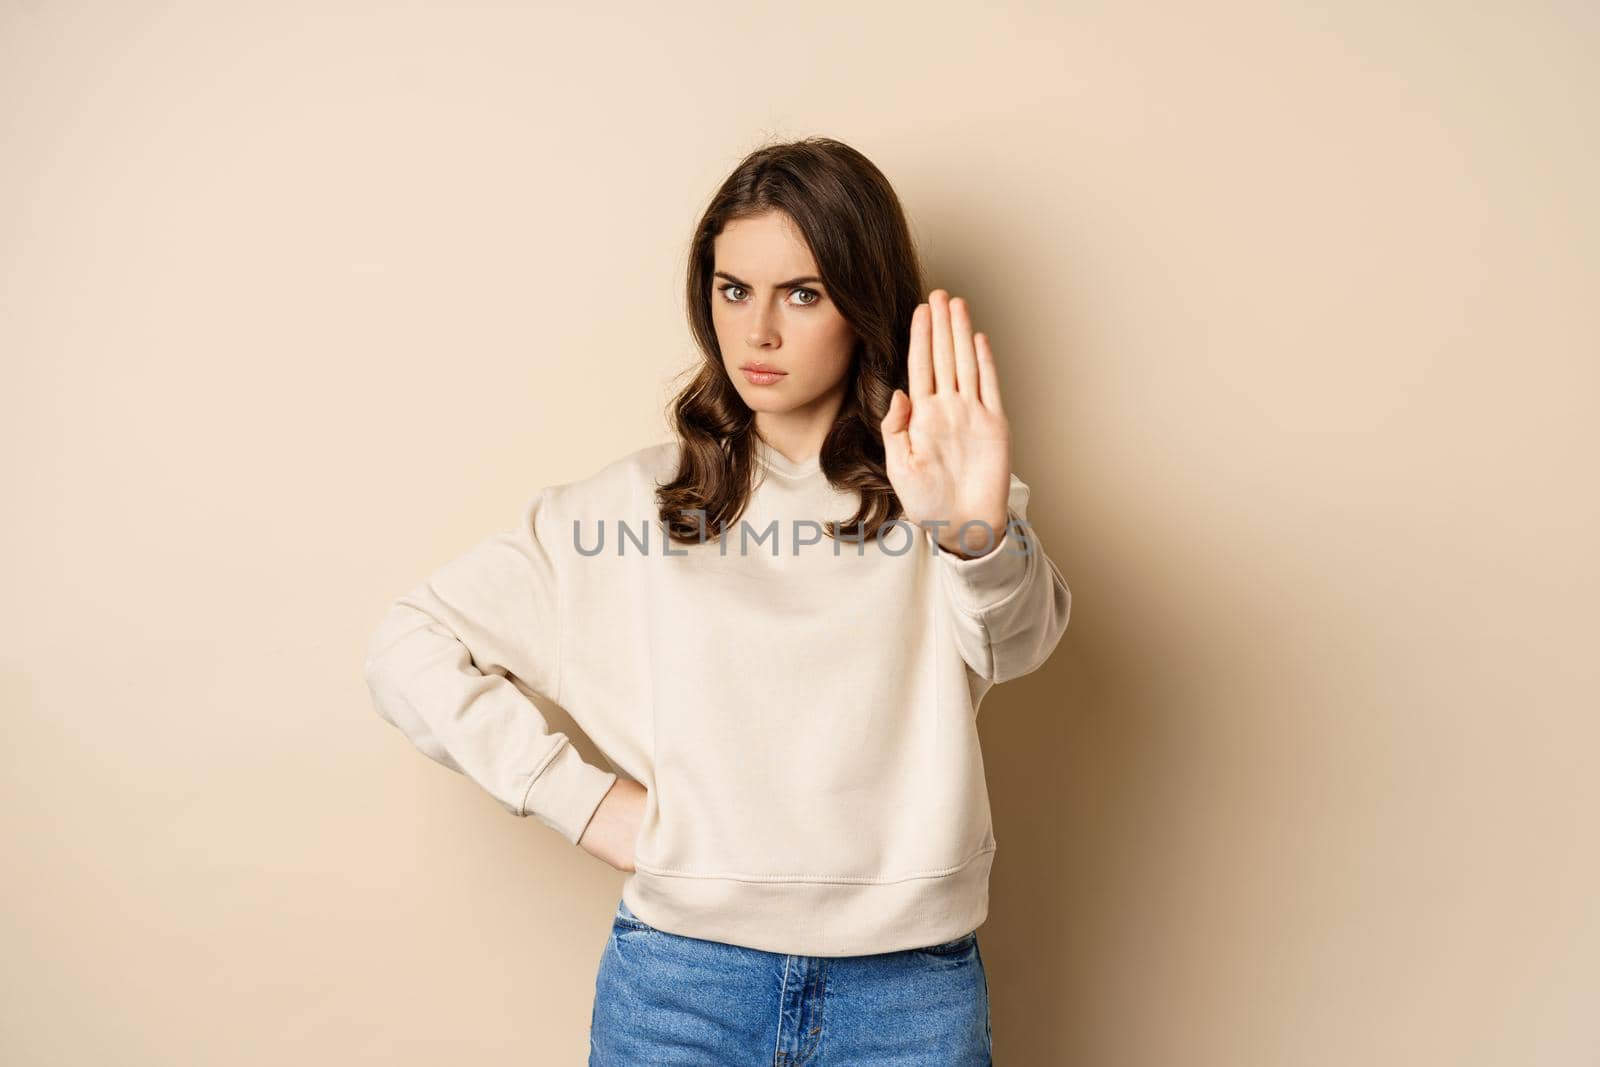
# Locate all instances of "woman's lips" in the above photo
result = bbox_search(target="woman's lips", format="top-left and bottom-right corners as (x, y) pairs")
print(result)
(741, 367), (787, 385)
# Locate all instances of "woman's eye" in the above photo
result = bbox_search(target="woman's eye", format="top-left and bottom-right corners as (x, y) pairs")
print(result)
(715, 284), (822, 307)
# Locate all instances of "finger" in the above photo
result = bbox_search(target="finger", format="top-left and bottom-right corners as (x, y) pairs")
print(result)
(880, 385), (910, 435)
(950, 296), (978, 397)
(880, 389), (912, 468)
(929, 289), (956, 394)
(975, 331), (1004, 415)
(907, 303), (932, 399)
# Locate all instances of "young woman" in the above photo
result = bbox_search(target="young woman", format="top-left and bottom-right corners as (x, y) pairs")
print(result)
(363, 136), (1072, 1065)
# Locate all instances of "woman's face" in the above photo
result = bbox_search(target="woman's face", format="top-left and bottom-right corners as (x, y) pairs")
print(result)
(710, 211), (857, 421)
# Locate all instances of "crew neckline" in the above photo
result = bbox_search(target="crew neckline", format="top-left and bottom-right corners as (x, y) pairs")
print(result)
(754, 436), (821, 479)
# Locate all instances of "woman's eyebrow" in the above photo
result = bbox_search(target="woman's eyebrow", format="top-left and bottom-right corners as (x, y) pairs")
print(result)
(714, 270), (824, 289)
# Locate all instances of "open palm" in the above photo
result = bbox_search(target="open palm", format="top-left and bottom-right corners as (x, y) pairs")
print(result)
(880, 289), (1013, 558)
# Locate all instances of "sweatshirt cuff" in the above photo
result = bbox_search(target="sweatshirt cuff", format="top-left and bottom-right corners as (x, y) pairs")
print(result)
(519, 741), (619, 846)
(935, 510), (1035, 616)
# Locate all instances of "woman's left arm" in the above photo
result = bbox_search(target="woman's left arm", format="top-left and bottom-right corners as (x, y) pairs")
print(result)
(881, 289), (1072, 683)
(932, 472), (1072, 683)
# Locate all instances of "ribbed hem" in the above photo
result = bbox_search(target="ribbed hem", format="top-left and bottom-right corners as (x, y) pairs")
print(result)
(935, 509), (1034, 615)
(519, 741), (618, 846)
(621, 845), (995, 957)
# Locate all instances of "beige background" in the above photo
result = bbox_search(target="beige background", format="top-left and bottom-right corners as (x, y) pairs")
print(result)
(4, 1), (1596, 1063)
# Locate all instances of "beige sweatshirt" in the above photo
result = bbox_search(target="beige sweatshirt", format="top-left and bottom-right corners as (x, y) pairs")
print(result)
(362, 436), (1071, 957)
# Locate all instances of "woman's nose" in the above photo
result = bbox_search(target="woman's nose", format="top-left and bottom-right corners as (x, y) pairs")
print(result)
(746, 309), (780, 348)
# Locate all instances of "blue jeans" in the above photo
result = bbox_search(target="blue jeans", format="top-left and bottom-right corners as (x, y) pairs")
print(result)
(590, 896), (992, 1065)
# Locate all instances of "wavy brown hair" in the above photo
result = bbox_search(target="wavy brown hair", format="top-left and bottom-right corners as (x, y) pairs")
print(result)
(656, 136), (928, 547)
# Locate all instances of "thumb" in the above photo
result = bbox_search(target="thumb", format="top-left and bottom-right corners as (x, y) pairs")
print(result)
(881, 388), (911, 466)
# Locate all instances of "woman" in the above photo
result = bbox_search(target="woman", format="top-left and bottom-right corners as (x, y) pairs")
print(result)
(362, 136), (1072, 1065)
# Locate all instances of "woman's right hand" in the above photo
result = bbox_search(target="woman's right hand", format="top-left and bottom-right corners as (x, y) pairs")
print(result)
(578, 777), (647, 872)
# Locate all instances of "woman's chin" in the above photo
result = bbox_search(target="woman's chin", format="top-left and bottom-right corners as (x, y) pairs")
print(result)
(741, 394), (795, 413)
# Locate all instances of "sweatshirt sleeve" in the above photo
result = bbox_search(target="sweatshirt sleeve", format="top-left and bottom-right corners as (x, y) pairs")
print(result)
(361, 488), (619, 846)
(933, 473), (1073, 685)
